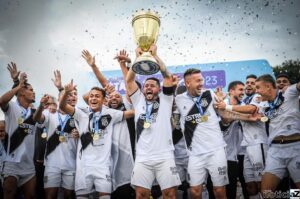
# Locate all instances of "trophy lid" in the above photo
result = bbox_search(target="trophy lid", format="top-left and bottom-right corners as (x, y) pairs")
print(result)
(132, 9), (160, 26)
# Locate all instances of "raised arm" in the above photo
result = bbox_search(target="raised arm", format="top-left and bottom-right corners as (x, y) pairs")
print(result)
(51, 70), (64, 92)
(82, 49), (109, 88)
(33, 95), (50, 123)
(114, 49), (131, 81)
(59, 80), (76, 116)
(149, 44), (173, 88)
(7, 62), (20, 89)
(125, 48), (141, 96)
(0, 72), (27, 111)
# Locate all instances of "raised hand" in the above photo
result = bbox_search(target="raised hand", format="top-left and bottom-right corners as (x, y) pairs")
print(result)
(7, 62), (20, 81)
(51, 70), (63, 90)
(18, 72), (28, 88)
(114, 50), (131, 64)
(149, 44), (157, 56)
(82, 50), (95, 67)
(40, 94), (50, 108)
(215, 87), (227, 101)
(171, 75), (179, 88)
(64, 79), (77, 94)
(104, 84), (115, 96)
(135, 47), (143, 57)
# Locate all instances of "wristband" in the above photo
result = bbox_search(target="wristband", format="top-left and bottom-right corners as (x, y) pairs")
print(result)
(225, 104), (233, 111)
(58, 88), (64, 92)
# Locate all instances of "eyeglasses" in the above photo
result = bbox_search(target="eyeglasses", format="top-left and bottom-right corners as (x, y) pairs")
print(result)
(276, 80), (289, 84)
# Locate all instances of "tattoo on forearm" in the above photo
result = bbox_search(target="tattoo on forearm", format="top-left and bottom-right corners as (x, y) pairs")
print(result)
(161, 69), (171, 78)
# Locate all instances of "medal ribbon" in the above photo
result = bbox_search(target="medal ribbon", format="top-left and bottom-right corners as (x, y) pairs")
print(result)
(266, 92), (280, 118)
(145, 102), (153, 123)
(17, 101), (31, 120)
(188, 93), (204, 116)
(57, 113), (70, 136)
(92, 111), (102, 135)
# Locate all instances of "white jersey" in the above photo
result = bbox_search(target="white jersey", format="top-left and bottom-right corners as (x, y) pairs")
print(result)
(73, 107), (123, 168)
(222, 121), (242, 161)
(172, 109), (188, 159)
(3, 101), (36, 175)
(240, 94), (268, 146)
(41, 110), (77, 171)
(130, 89), (174, 163)
(0, 141), (6, 172)
(261, 84), (300, 144)
(175, 90), (226, 156)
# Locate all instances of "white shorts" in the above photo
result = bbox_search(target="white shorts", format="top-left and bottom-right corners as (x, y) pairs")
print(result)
(3, 172), (35, 187)
(188, 147), (229, 187)
(243, 144), (268, 183)
(44, 166), (75, 190)
(264, 141), (300, 183)
(76, 166), (112, 195)
(131, 158), (181, 190)
(175, 157), (189, 182)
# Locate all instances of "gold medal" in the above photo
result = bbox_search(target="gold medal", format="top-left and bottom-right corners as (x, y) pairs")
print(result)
(24, 129), (28, 133)
(93, 134), (100, 141)
(192, 120), (195, 124)
(59, 135), (65, 142)
(18, 117), (23, 125)
(201, 115), (208, 122)
(143, 122), (151, 129)
(260, 116), (268, 123)
(41, 132), (47, 139)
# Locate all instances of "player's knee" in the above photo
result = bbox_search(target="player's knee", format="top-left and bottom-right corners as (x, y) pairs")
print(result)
(3, 178), (17, 196)
(190, 187), (202, 198)
(213, 186), (226, 199)
(247, 182), (259, 195)
(162, 187), (176, 199)
(136, 189), (149, 199)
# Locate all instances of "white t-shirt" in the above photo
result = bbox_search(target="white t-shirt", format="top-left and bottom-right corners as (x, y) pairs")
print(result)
(41, 110), (77, 171)
(130, 89), (175, 162)
(240, 94), (268, 146)
(73, 107), (123, 168)
(0, 141), (6, 172)
(222, 121), (242, 161)
(260, 84), (300, 144)
(175, 90), (226, 156)
(3, 101), (36, 174)
(173, 109), (188, 159)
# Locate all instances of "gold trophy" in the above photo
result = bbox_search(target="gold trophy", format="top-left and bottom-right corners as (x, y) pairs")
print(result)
(132, 10), (160, 75)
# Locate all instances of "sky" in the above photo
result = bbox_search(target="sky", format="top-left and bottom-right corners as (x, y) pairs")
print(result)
(0, 0), (299, 118)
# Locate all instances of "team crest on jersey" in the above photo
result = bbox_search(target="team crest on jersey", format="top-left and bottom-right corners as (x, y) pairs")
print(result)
(266, 107), (283, 119)
(101, 117), (109, 127)
(69, 118), (75, 127)
(153, 101), (159, 109)
(200, 98), (208, 107)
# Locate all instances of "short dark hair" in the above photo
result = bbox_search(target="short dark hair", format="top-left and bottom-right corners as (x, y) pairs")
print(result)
(256, 74), (276, 88)
(144, 77), (160, 87)
(246, 74), (257, 80)
(90, 86), (106, 98)
(276, 73), (289, 80)
(228, 81), (244, 92)
(183, 68), (201, 79)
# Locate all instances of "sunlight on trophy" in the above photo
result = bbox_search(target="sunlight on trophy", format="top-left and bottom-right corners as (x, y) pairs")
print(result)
(132, 9), (160, 75)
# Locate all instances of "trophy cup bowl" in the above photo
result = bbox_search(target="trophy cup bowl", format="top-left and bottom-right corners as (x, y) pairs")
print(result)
(132, 10), (160, 75)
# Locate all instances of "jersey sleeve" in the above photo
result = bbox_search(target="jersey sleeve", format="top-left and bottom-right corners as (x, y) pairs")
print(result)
(109, 108), (124, 124)
(284, 84), (300, 98)
(129, 89), (142, 108)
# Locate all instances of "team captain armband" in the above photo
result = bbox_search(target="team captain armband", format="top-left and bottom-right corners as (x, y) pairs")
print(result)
(162, 86), (174, 95)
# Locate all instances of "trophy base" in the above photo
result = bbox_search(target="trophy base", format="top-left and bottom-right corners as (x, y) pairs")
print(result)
(132, 52), (160, 75)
